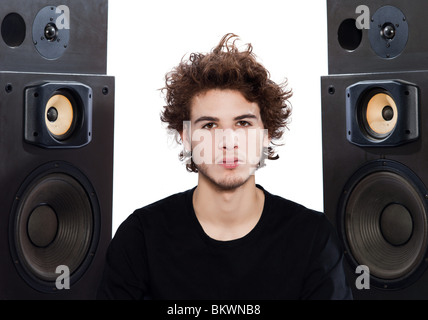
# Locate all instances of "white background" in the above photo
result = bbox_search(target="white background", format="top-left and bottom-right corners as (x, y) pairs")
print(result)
(107, 0), (328, 235)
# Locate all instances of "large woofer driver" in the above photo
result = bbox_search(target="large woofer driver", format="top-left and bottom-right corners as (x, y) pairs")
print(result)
(10, 162), (100, 293)
(339, 160), (428, 289)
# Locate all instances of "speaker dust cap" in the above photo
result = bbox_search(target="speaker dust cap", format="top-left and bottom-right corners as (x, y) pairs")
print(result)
(346, 80), (419, 147)
(25, 81), (92, 148)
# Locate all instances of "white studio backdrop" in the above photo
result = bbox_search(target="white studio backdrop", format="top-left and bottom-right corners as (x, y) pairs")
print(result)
(107, 0), (328, 235)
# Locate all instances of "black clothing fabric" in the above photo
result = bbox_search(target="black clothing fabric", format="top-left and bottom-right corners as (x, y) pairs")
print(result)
(97, 185), (353, 300)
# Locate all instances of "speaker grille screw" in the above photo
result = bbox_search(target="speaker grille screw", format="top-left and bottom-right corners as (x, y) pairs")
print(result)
(5, 83), (13, 93)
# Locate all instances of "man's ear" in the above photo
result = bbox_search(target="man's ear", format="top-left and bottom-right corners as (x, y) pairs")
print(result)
(181, 121), (192, 152)
(263, 129), (271, 148)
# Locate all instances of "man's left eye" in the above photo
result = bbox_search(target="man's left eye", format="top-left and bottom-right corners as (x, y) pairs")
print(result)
(237, 121), (251, 127)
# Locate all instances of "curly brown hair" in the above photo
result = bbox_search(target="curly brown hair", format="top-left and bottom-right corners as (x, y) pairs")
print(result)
(160, 33), (292, 172)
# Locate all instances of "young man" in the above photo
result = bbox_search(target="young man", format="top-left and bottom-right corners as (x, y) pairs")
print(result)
(97, 34), (353, 300)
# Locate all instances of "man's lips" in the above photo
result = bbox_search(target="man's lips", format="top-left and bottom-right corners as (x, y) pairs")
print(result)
(219, 158), (240, 169)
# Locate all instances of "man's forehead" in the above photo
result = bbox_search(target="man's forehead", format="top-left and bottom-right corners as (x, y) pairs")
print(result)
(189, 89), (260, 120)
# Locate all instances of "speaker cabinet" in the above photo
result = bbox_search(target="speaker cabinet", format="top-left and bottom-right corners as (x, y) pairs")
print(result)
(327, 0), (428, 74)
(322, 71), (428, 299)
(0, 0), (114, 300)
(0, 72), (114, 299)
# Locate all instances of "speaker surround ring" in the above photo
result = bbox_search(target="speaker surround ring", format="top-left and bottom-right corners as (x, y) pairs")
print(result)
(338, 159), (428, 289)
(9, 161), (101, 293)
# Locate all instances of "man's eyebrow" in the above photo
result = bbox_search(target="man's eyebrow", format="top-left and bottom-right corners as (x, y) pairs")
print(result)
(193, 114), (258, 124)
(233, 114), (258, 121)
(194, 116), (220, 124)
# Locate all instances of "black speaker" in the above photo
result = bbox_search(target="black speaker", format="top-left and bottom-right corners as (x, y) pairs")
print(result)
(323, 0), (428, 299)
(0, 0), (114, 299)
(327, 0), (428, 74)
(322, 71), (428, 299)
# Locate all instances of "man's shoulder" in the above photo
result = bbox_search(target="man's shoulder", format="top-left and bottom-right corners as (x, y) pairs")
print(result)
(112, 188), (195, 240)
(263, 186), (322, 216)
(262, 185), (328, 227)
(133, 187), (195, 218)
(262, 186), (338, 243)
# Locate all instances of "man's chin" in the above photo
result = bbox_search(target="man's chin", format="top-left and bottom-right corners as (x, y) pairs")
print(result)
(195, 164), (252, 191)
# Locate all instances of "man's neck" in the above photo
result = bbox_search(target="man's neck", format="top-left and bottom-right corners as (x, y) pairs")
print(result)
(192, 175), (265, 241)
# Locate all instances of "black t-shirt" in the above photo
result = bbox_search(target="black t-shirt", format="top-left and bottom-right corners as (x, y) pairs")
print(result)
(97, 185), (353, 300)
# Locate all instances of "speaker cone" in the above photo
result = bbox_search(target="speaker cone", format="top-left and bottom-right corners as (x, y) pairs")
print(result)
(10, 162), (100, 292)
(45, 92), (76, 140)
(339, 160), (428, 289)
(363, 91), (398, 139)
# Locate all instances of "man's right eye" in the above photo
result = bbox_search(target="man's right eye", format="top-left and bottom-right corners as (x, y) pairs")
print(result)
(202, 123), (217, 129)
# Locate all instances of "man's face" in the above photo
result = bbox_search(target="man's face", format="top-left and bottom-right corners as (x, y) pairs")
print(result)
(183, 89), (269, 190)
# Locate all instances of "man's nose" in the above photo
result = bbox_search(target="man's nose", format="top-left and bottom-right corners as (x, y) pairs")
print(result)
(217, 129), (242, 150)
